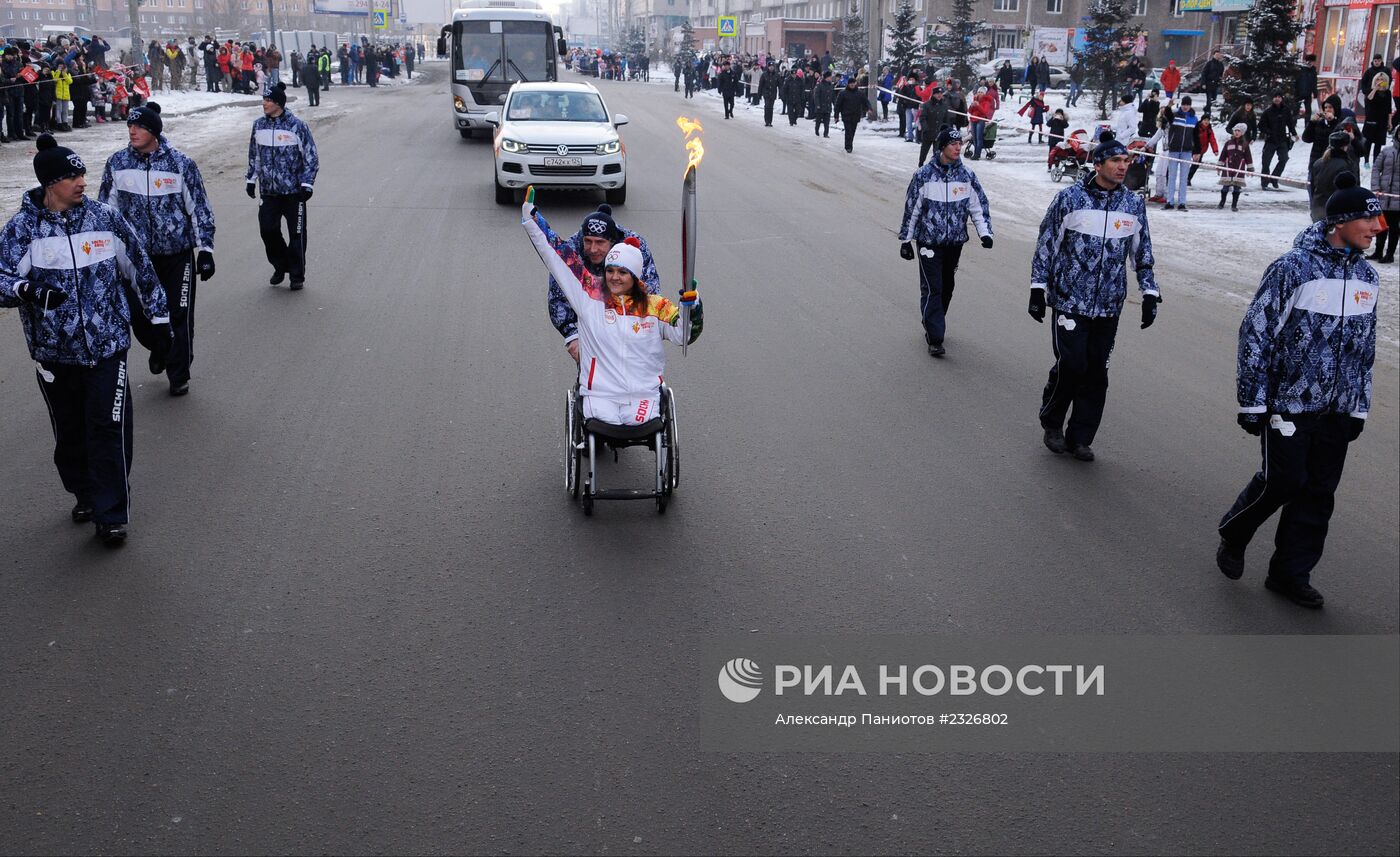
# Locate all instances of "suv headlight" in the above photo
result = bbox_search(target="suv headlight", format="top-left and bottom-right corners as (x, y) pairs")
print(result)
(596, 140), (621, 155)
(453, 95), (466, 111)
(500, 138), (527, 154)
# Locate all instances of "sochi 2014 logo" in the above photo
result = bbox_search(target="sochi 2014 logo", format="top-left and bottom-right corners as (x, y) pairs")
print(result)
(718, 658), (762, 703)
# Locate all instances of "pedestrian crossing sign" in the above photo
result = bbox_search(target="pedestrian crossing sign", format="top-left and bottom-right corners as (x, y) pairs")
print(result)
(717, 16), (737, 37)
(372, 9), (388, 28)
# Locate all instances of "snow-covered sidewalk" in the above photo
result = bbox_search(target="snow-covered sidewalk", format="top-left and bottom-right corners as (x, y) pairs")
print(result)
(642, 75), (1397, 358)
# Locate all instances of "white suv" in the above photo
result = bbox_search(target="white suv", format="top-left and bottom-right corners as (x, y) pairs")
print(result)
(489, 82), (628, 205)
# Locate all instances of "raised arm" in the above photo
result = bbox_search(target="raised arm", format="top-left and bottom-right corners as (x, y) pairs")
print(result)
(521, 190), (590, 311)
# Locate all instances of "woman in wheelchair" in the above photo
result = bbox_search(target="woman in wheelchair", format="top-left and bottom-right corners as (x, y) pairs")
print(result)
(522, 191), (703, 427)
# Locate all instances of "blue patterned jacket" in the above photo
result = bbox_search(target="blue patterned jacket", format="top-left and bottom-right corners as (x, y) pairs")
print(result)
(245, 109), (319, 196)
(1237, 222), (1378, 420)
(0, 189), (167, 366)
(899, 157), (992, 246)
(548, 227), (660, 342)
(1031, 174), (1159, 318)
(97, 140), (216, 256)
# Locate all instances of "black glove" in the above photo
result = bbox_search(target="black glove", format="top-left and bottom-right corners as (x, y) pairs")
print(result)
(196, 250), (215, 281)
(980, 235), (993, 249)
(1347, 417), (1365, 442)
(1028, 288), (1046, 323)
(246, 182), (256, 199)
(150, 322), (173, 362)
(1237, 413), (1265, 436)
(899, 241), (915, 261)
(300, 185), (314, 201)
(16, 280), (68, 311)
(1140, 293), (1159, 329)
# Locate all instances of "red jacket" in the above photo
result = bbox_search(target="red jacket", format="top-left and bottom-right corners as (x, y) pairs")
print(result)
(969, 91), (996, 122)
(1196, 122), (1218, 156)
(1161, 65), (1181, 92)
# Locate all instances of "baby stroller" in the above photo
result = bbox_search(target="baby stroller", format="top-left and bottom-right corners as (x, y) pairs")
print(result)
(982, 120), (1000, 160)
(1124, 139), (1151, 199)
(1049, 128), (1092, 183)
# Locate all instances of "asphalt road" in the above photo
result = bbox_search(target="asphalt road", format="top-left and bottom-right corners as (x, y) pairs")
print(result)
(0, 67), (1396, 854)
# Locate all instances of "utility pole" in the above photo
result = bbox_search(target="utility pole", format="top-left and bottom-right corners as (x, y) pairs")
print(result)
(865, 0), (880, 116)
(128, 0), (141, 62)
(268, 0), (276, 47)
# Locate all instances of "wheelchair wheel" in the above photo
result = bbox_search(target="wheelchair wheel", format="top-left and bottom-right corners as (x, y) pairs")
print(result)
(566, 391), (584, 499)
(663, 386), (680, 491)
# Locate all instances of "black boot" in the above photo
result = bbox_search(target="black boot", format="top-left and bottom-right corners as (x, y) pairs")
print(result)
(1216, 538), (1245, 579)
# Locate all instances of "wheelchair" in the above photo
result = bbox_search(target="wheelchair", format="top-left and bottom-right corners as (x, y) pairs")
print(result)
(564, 384), (679, 515)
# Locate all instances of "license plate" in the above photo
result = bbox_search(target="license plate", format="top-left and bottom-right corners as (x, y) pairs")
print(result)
(543, 157), (582, 167)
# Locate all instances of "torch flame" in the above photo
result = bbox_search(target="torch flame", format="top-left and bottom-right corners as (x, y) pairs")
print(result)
(677, 116), (705, 174)
(684, 137), (705, 173)
(675, 116), (703, 139)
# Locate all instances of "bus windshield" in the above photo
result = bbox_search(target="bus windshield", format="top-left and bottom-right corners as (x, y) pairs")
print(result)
(455, 20), (551, 83)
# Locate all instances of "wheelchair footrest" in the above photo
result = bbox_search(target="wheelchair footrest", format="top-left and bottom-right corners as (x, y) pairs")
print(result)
(590, 488), (661, 501)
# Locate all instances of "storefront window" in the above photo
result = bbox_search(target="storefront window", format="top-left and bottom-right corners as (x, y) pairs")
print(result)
(1319, 7), (1344, 75)
(1370, 5), (1395, 67)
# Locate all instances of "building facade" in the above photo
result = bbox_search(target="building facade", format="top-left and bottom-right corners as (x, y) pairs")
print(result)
(1310, 0), (1399, 106)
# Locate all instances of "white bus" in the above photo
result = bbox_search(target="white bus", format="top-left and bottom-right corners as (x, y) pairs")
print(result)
(444, 0), (567, 139)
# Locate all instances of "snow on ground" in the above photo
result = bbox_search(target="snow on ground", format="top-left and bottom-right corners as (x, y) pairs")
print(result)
(620, 70), (1398, 361)
(0, 74), (419, 199)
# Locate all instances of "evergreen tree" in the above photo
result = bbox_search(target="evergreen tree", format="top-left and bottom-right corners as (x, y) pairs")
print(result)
(624, 25), (646, 59)
(677, 19), (697, 64)
(839, 2), (869, 74)
(1073, 0), (1142, 119)
(1231, 0), (1303, 106)
(927, 0), (986, 89)
(885, 0), (921, 74)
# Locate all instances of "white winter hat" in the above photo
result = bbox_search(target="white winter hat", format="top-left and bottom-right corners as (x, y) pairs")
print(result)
(1232, 123), (1247, 134)
(604, 238), (644, 282)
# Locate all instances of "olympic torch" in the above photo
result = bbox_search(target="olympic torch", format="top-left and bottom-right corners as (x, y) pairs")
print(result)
(676, 117), (704, 356)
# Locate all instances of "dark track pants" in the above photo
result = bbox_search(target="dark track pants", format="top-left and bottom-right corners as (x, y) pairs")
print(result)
(36, 351), (133, 525)
(1039, 310), (1120, 448)
(259, 195), (308, 282)
(916, 241), (963, 346)
(842, 120), (857, 151)
(1218, 413), (1352, 585)
(763, 98), (775, 125)
(133, 251), (196, 384)
(814, 115), (829, 136)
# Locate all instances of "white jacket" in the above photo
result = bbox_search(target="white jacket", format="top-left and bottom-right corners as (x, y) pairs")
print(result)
(523, 205), (695, 425)
(1111, 103), (1138, 142)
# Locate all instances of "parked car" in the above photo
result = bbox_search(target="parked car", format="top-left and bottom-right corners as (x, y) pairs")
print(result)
(488, 81), (628, 206)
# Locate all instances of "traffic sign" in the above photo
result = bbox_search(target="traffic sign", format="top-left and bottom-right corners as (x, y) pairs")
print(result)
(372, 9), (388, 28)
(717, 16), (737, 37)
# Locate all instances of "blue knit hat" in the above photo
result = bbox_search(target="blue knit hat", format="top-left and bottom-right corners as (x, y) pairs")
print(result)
(1092, 131), (1128, 163)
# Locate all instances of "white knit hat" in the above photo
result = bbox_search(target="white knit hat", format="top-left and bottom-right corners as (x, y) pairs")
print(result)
(1232, 123), (1247, 134)
(604, 239), (644, 281)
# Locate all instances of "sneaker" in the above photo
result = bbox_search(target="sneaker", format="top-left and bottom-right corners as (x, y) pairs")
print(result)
(1043, 427), (1068, 454)
(270, 269), (286, 285)
(1070, 444), (1095, 462)
(1147, 195), (1166, 204)
(1161, 203), (1175, 211)
(169, 381), (189, 397)
(71, 502), (93, 524)
(96, 522), (128, 547)
(289, 279), (304, 291)
(149, 352), (165, 375)
(1264, 576), (1325, 609)
(1177, 205), (1189, 212)
(928, 342), (946, 358)
(1216, 538), (1245, 579)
